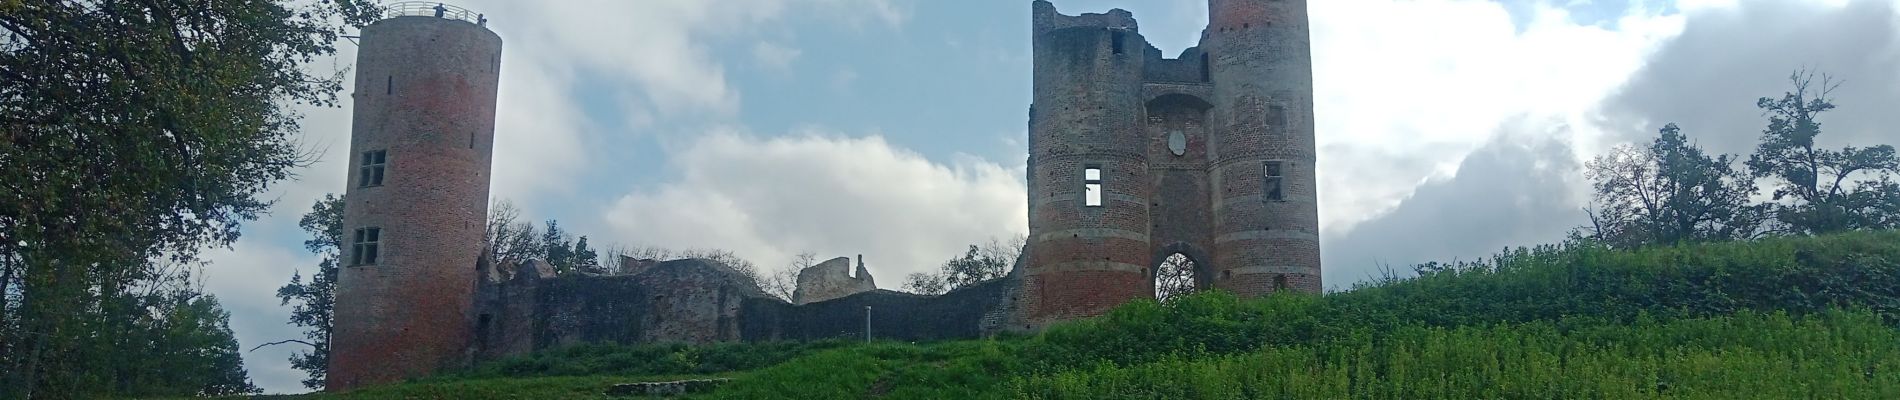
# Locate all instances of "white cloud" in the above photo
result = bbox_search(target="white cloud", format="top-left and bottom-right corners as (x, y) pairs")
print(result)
(601, 128), (1026, 282)
(1309, 0), (1684, 236)
(202, 0), (917, 393)
(752, 42), (804, 73)
(489, 65), (591, 202)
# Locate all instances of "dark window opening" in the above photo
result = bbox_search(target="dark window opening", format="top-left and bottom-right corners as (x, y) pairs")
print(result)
(1199, 53), (1211, 82)
(357, 149), (383, 187)
(469, 131), (476, 149)
(1273, 274), (1290, 291)
(1111, 31), (1125, 55)
(1265, 161), (1286, 202)
(1268, 105), (1288, 133)
(1084, 167), (1103, 207)
(351, 227), (381, 266)
(386, 75), (392, 95)
(359, 150), (386, 187)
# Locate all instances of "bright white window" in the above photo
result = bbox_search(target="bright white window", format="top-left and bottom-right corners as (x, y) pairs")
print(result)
(1084, 167), (1103, 207)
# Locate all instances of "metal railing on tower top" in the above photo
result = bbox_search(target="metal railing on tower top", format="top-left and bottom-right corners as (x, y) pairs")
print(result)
(383, 2), (487, 26)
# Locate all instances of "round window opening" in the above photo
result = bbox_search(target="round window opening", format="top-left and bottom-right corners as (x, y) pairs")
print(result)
(1167, 131), (1187, 156)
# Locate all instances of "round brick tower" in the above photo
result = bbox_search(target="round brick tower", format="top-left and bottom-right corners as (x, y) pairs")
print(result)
(1204, 0), (1321, 295)
(328, 3), (501, 391)
(1021, 1), (1155, 328)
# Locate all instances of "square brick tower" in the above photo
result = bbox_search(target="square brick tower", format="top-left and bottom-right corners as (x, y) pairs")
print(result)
(1019, 0), (1319, 329)
(327, 2), (501, 391)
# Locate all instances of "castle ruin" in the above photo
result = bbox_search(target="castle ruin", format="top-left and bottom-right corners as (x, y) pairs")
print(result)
(1018, 0), (1321, 329)
(326, 0), (1318, 391)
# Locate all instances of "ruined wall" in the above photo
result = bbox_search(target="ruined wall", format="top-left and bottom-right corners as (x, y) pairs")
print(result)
(746, 277), (1014, 342)
(473, 259), (776, 360)
(473, 258), (1015, 360)
(791, 256), (878, 305)
(330, 13), (502, 391)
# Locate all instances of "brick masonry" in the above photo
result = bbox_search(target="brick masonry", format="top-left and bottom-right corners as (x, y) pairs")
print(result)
(1018, 0), (1321, 329)
(328, 14), (502, 391)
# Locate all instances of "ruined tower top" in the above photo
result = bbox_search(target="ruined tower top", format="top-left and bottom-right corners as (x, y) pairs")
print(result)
(1031, 0), (1136, 34)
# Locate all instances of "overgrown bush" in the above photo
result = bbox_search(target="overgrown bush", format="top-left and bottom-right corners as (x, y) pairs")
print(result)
(1026, 230), (1900, 369)
(449, 340), (852, 379)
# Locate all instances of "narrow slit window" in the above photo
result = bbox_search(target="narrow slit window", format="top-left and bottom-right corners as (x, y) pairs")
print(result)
(351, 227), (382, 266)
(359, 150), (387, 187)
(469, 131), (476, 149)
(1268, 105), (1288, 133)
(1264, 161), (1285, 202)
(1084, 167), (1103, 207)
(386, 75), (393, 95)
(1111, 31), (1126, 55)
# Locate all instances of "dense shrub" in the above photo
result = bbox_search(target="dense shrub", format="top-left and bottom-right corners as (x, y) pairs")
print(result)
(707, 340), (1025, 399)
(1026, 230), (1900, 369)
(448, 340), (852, 379)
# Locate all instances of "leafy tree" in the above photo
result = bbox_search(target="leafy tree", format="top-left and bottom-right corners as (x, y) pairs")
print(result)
(571, 236), (602, 274)
(902, 236), (1024, 295)
(1585, 124), (1763, 248)
(480, 201), (603, 276)
(541, 220), (573, 272)
(0, 0), (379, 395)
(902, 272), (950, 296)
(1746, 70), (1900, 234)
(274, 195), (344, 389)
(485, 199), (543, 270)
(534, 220), (603, 275)
(150, 295), (261, 397)
(763, 252), (816, 301)
(81, 261), (260, 397)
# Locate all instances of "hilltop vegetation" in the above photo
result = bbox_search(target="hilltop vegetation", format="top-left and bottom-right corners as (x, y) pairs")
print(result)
(294, 229), (1900, 399)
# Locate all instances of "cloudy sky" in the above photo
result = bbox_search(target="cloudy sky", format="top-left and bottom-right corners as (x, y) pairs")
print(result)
(200, 0), (1900, 393)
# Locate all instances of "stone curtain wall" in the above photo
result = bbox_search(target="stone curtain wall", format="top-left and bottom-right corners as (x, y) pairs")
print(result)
(744, 278), (1014, 342)
(471, 259), (1013, 361)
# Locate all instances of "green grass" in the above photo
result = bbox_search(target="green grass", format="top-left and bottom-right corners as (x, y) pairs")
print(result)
(292, 230), (1900, 399)
(1014, 310), (1900, 399)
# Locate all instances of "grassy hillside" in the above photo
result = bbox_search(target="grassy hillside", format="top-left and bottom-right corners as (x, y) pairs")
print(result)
(300, 230), (1900, 399)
